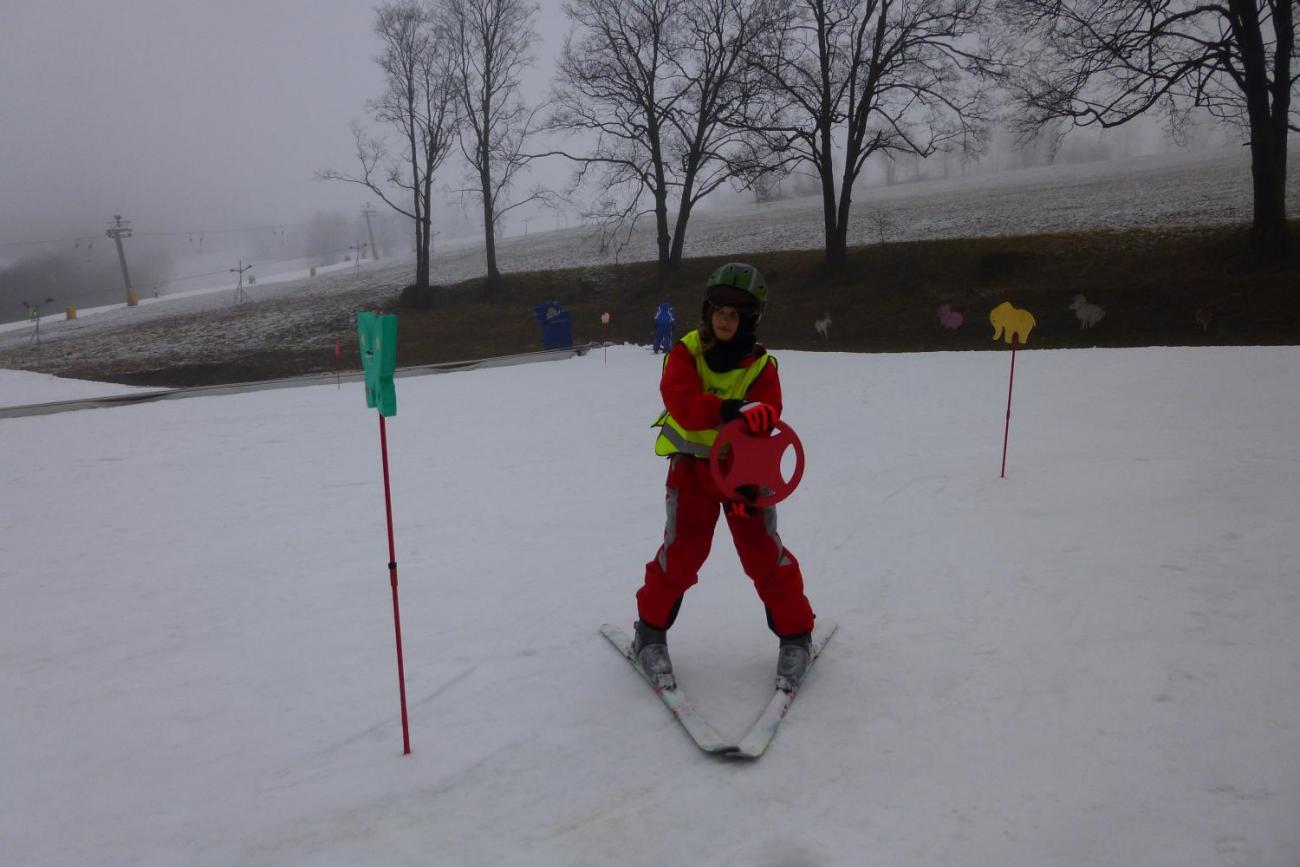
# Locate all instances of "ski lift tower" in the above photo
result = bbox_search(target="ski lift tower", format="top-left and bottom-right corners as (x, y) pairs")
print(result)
(105, 215), (136, 306)
(231, 261), (253, 304)
(23, 297), (54, 346)
(362, 203), (381, 261)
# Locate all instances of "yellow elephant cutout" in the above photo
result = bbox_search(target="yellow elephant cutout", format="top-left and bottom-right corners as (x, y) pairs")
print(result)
(989, 301), (1036, 345)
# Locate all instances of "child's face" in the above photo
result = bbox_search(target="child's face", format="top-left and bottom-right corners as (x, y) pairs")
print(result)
(710, 305), (742, 342)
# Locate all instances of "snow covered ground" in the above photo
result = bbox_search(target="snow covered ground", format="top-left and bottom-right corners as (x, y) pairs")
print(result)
(3, 345), (1298, 866)
(0, 368), (150, 405)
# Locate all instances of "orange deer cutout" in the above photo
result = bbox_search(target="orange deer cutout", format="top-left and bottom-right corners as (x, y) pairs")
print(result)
(989, 301), (1036, 345)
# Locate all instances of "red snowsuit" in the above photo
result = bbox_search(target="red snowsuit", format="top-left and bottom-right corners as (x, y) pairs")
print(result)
(636, 340), (816, 638)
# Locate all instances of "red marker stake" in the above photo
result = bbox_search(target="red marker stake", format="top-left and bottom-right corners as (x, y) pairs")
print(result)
(378, 414), (411, 754)
(1000, 332), (1019, 478)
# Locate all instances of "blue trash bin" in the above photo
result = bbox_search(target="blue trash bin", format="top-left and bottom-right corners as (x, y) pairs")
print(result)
(534, 300), (573, 349)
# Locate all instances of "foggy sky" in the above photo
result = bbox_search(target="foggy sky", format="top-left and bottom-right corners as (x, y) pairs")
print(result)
(1, 0), (1232, 276)
(0, 0), (571, 254)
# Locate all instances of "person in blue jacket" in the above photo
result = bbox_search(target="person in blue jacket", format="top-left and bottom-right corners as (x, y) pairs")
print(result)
(652, 300), (675, 353)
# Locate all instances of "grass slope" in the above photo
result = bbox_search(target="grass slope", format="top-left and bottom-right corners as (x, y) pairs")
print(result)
(5, 222), (1298, 387)
(390, 222), (1300, 361)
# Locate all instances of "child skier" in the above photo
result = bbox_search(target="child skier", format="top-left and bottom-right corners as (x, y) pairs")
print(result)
(633, 262), (815, 692)
(652, 300), (675, 353)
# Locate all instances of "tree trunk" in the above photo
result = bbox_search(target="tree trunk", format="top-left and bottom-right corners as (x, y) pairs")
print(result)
(416, 171), (433, 289)
(825, 218), (849, 270)
(828, 125), (867, 271)
(480, 164), (502, 288)
(653, 188), (671, 268)
(1231, 0), (1290, 263)
(416, 215), (432, 288)
(667, 161), (700, 270)
(819, 154), (849, 268)
(667, 200), (693, 271)
(816, 97), (845, 269)
(1246, 135), (1289, 264)
(819, 165), (843, 268)
(827, 173), (855, 268)
(649, 133), (672, 269)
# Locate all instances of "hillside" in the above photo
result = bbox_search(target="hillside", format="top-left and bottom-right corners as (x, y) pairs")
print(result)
(0, 149), (1296, 387)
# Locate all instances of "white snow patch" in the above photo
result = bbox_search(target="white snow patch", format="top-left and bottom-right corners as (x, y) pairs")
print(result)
(2, 345), (1298, 866)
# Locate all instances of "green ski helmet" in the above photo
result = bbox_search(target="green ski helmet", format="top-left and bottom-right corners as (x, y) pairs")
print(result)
(703, 262), (767, 324)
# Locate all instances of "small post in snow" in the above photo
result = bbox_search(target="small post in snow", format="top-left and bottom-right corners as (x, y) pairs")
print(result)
(600, 311), (611, 363)
(988, 302), (1036, 478)
(357, 312), (411, 755)
(1000, 332), (1018, 479)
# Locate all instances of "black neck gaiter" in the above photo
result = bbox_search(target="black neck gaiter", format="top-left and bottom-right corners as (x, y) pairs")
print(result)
(703, 323), (757, 372)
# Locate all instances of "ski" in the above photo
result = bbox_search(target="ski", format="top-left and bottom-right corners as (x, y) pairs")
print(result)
(600, 623), (738, 755)
(732, 620), (838, 759)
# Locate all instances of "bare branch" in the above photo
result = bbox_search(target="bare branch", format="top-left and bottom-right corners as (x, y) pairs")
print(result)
(732, 0), (996, 265)
(994, 0), (1295, 259)
(316, 2), (460, 288)
(442, 0), (542, 284)
(549, 0), (786, 268)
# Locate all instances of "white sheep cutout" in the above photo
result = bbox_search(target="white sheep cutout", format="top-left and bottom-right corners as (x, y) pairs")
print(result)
(1069, 294), (1105, 329)
(814, 313), (832, 342)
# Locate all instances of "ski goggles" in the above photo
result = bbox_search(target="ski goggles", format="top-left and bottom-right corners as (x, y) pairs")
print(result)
(706, 285), (757, 310)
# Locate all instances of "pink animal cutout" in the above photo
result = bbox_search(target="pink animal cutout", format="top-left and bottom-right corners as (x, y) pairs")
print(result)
(937, 303), (964, 331)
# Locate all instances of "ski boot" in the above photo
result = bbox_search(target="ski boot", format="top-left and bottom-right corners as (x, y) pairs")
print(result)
(775, 632), (813, 693)
(632, 620), (676, 690)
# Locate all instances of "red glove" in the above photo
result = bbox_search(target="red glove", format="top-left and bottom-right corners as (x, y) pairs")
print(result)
(721, 399), (780, 433)
(738, 401), (778, 434)
(717, 402), (774, 436)
(721, 399), (779, 434)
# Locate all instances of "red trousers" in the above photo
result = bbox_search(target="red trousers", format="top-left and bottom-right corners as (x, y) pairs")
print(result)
(637, 455), (815, 637)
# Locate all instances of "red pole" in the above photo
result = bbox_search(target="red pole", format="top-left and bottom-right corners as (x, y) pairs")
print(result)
(1000, 332), (1019, 478)
(378, 414), (412, 754)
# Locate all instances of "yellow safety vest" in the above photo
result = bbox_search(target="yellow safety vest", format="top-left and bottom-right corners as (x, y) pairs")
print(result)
(652, 330), (773, 457)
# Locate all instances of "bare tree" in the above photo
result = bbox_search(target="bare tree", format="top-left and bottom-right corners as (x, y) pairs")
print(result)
(546, 0), (778, 271)
(743, 0), (993, 269)
(549, 0), (682, 267)
(667, 0), (779, 267)
(444, 0), (544, 291)
(996, 0), (1296, 263)
(317, 1), (459, 290)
